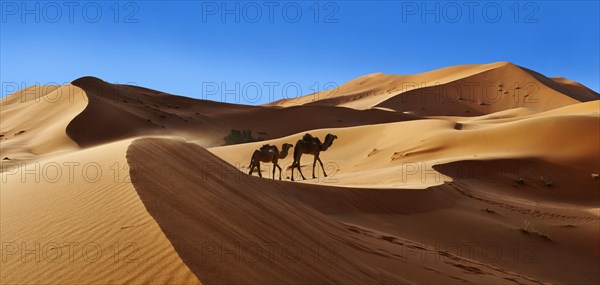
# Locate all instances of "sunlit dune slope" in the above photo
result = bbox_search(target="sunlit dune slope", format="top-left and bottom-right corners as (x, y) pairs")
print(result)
(0, 139), (200, 284)
(0, 84), (87, 160)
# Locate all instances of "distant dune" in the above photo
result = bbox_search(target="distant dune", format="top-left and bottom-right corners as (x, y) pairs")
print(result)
(64, 76), (416, 148)
(1, 62), (598, 284)
(268, 62), (598, 116)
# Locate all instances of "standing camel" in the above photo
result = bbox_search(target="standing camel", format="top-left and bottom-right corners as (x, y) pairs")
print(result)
(248, 143), (293, 180)
(291, 133), (338, 181)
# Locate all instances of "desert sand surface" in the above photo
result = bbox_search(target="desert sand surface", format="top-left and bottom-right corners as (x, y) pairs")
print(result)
(1, 139), (201, 284)
(1, 62), (599, 284)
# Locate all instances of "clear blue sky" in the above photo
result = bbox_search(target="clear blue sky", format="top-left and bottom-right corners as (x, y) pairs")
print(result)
(1, 1), (598, 104)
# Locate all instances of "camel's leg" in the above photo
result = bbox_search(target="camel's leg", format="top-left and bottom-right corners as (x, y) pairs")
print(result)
(248, 161), (254, 176)
(291, 152), (307, 181)
(257, 163), (262, 178)
(276, 164), (283, 180)
(297, 161), (306, 180)
(291, 159), (297, 181)
(317, 156), (327, 177)
(312, 155), (318, 179)
(291, 164), (295, 181)
(271, 158), (279, 180)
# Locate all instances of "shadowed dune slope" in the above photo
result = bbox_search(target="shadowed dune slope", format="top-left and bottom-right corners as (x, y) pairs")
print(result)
(551, 76), (599, 97)
(67, 76), (416, 147)
(126, 138), (546, 285)
(434, 158), (600, 205)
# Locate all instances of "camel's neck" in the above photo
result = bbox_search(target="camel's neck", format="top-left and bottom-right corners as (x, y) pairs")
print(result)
(321, 138), (334, 151)
(279, 146), (291, 158)
(279, 149), (289, 159)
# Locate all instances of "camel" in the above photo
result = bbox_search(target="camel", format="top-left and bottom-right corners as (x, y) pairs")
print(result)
(248, 143), (293, 180)
(290, 133), (338, 181)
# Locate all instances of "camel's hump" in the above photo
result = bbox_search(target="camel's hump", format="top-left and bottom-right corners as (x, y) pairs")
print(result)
(302, 133), (314, 141)
(259, 144), (273, 150)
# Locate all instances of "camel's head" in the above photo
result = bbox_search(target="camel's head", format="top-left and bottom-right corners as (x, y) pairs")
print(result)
(278, 143), (294, 159)
(323, 133), (338, 150)
(326, 133), (338, 142)
(282, 143), (294, 151)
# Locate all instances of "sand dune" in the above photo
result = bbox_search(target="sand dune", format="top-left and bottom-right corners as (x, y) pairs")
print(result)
(268, 62), (598, 116)
(1, 62), (599, 284)
(66, 76), (416, 148)
(0, 84), (87, 161)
